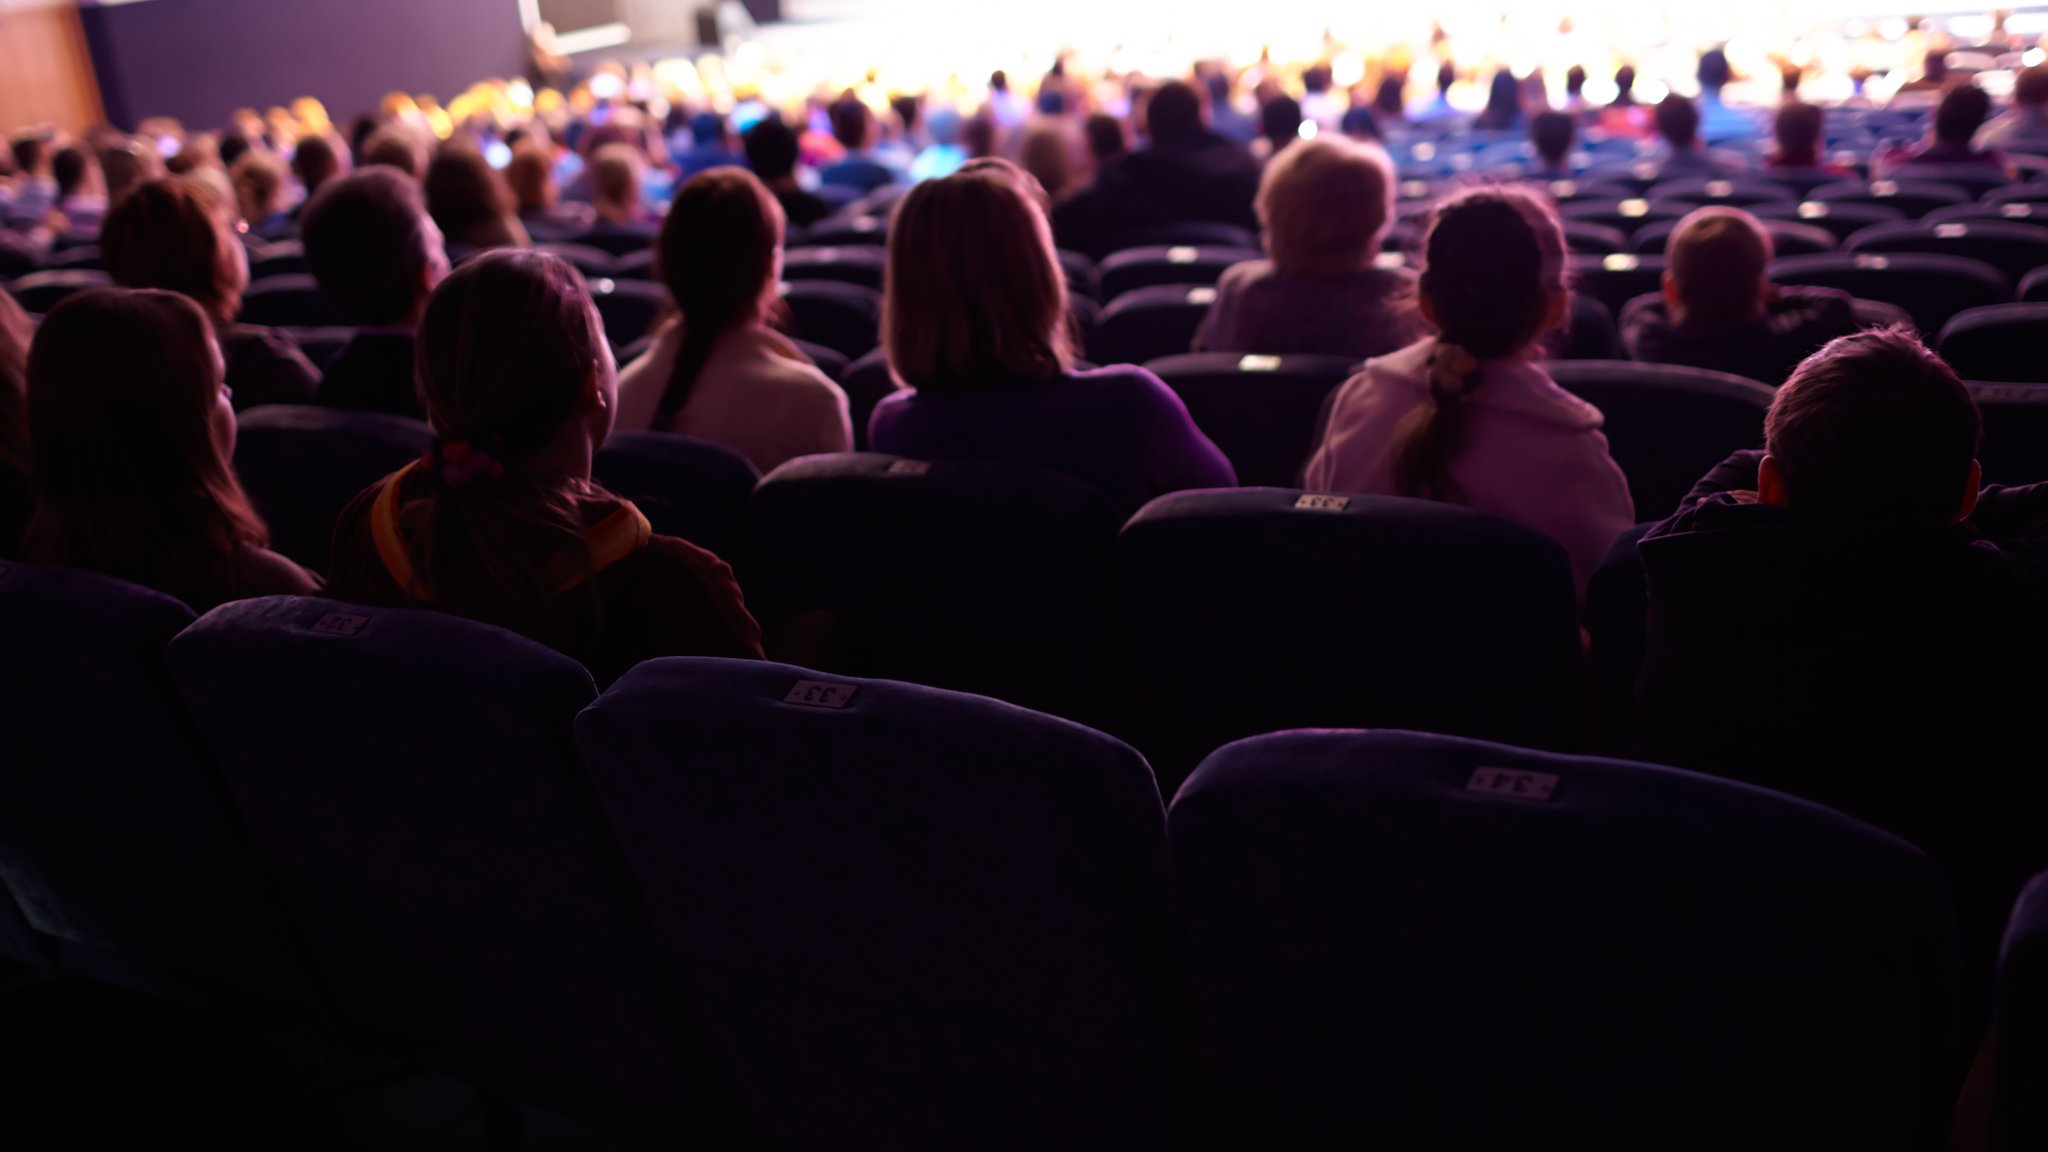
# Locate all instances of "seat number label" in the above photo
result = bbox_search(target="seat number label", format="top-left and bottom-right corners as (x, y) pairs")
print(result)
(785, 680), (857, 709)
(312, 613), (369, 636)
(1466, 767), (1560, 801)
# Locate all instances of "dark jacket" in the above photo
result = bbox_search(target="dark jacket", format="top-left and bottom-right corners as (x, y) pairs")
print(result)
(315, 330), (421, 421)
(1621, 286), (1859, 386)
(1051, 132), (1262, 257)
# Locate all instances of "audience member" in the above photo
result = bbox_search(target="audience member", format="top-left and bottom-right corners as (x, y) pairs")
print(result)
(1305, 187), (1632, 598)
(820, 96), (906, 192)
(1373, 75), (1408, 125)
(741, 116), (832, 228)
(1561, 65), (1592, 115)
(1621, 208), (1858, 386)
(1599, 65), (1652, 138)
(1651, 95), (1739, 179)
(1015, 119), (1081, 201)
(7, 133), (56, 223)
(290, 134), (346, 211)
(615, 168), (850, 471)
(1876, 84), (2015, 181)
(1082, 112), (1128, 172)
(1529, 110), (1576, 178)
(51, 146), (106, 235)
(1204, 72), (1260, 145)
(1980, 64), (2048, 149)
(360, 124), (431, 178)
(23, 288), (317, 609)
(1890, 48), (1952, 110)
(1257, 95), (1305, 158)
(506, 141), (594, 238)
(673, 111), (742, 179)
(0, 287), (30, 554)
(327, 250), (763, 683)
(1473, 69), (1526, 132)
(1339, 106), (1382, 142)
(95, 138), (164, 214)
(102, 176), (323, 410)
(1051, 80), (1262, 256)
(229, 150), (291, 239)
(586, 143), (658, 230)
(301, 167), (451, 419)
(1195, 137), (1418, 360)
(1767, 101), (1854, 175)
(1694, 47), (1760, 139)
(1412, 61), (1460, 123)
(870, 163), (1235, 514)
(424, 143), (531, 252)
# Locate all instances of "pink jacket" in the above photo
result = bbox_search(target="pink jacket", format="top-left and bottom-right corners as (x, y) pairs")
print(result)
(1303, 339), (1635, 599)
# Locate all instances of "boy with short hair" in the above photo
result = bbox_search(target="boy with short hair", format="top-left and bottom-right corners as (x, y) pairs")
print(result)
(302, 167), (450, 419)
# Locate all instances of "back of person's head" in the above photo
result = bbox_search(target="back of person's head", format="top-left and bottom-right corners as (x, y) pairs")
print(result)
(97, 139), (164, 211)
(102, 176), (249, 324)
(1375, 75), (1406, 118)
(1016, 121), (1076, 199)
(828, 95), (873, 150)
(1663, 207), (1772, 329)
(1146, 80), (1205, 146)
(52, 146), (95, 198)
(1341, 106), (1382, 141)
(11, 133), (48, 176)
(405, 250), (617, 636)
(506, 142), (556, 211)
(1934, 84), (1992, 145)
(1765, 327), (1980, 527)
(1436, 62), (1456, 95)
(1924, 50), (1950, 84)
(885, 162), (1072, 391)
(1773, 101), (1825, 166)
(990, 70), (1010, 94)
(1084, 113), (1128, 164)
(361, 124), (429, 177)
(292, 134), (344, 199)
(651, 167), (783, 427)
(1531, 110), (1575, 166)
(1614, 65), (1638, 105)
(1698, 47), (1732, 93)
(1483, 70), (1523, 122)
(742, 115), (801, 181)
(230, 149), (285, 221)
(302, 166), (446, 326)
(690, 110), (728, 147)
(425, 142), (514, 246)
(589, 143), (643, 215)
(892, 94), (923, 133)
(25, 287), (265, 596)
(1393, 187), (1568, 500)
(1655, 94), (1702, 149)
(1566, 65), (1588, 98)
(1260, 94), (1303, 149)
(217, 131), (252, 171)
(1257, 137), (1393, 276)
(2016, 64), (2048, 110)
(1202, 70), (1232, 107)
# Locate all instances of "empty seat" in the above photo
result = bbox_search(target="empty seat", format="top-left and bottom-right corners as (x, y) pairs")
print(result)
(1094, 221), (1258, 258)
(1996, 872), (2048, 1151)
(1568, 253), (1666, 318)
(1557, 198), (1692, 238)
(1971, 382), (2048, 484)
(1751, 199), (1906, 243)
(1811, 178), (1972, 220)
(1924, 201), (2048, 229)
(1144, 353), (1360, 487)
(1646, 176), (1802, 207)
(1769, 252), (2008, 334)
(587, 276), (668, 348)
(232, 405), (432, 572)
(1559, 220), (1632, 256)
(1984, 184), (2048, 207)
(1119, 491), (1581, 781)
(1938, 304), (2048, 382)
(1546, 361), (1772, 520)
(167, 597), (687, 1120)
(533, 242), (618, 278)
(780, 245), (887, 290)
(239, 274), (345, 328)
(1097, 245), (1260, 300)
(1883, 163), (2014, 199)
(1094, 284), (1215, 365)
(1168, 729), (1960, 1149)
(10, 269), (111, 315)
(752, 453), (1130, 728)
(1846, 220), (2048, 286)
(1631, 216), (1837, 257)
(576, 657), (1184, 1152)
(780, 280), (882, 359)
(790, 214), (889, 249)
(591, 431), (759, 570)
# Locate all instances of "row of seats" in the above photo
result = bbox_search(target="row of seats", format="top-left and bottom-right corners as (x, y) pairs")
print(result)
(3, 561), (2040, 1148)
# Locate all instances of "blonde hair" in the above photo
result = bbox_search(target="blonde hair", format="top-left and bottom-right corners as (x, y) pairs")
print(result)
(1666, 207), (1773, 330)
(230, 150), (286, 222)
(1257, 137), (1395, 276)
(589, 144), (643, 215)
(884, 161), (1073, 392)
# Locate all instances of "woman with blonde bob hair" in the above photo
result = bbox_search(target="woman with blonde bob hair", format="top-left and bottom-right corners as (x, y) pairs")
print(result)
(869, 161), (1234, 514)
(1194, 136), (1419, 359)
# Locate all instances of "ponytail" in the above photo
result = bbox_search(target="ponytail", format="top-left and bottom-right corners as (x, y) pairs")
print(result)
(651, 168), (785, 430)
(1391, 342), (1480, 500)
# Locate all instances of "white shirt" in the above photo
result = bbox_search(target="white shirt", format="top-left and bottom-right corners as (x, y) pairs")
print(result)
(614, 323), (852, 474)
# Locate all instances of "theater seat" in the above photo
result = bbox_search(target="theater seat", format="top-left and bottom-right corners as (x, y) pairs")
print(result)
(592, 431), (759, 573)
(1923, 201), (2048, 230)
(9, 269), (111, 315)
(780, 245), (887, 290)
(1094, 284), (1215, 365)
(239, 273), (347, 328)
(1997, 872), (2048, 1151)
(1558, 198), (1692, 239)
(1169, 729), (1959, 1150)
(232, 405), (433, 572)
(576, 657), (1183, 1152)
(1144, 352), (1360, 486)
(1631, 216), (1838, 257)
(1646, 176), (1803, 207)
(1970, 381), (2048, 484)
(780, 280), (882, 359)
(280, 325), (355, 367)
(1751, 199), (1905, 243)
(1548, 293), (1623, 360)
(1938, 304), (2048, 383)
(1560, 221), (1631, 256)
(1846, 220), (2048, 287)
(790, 214), (889, 249)
(587, 276), (668, 348)
(167, 597), (688, 1124)
(1546, 360), (1773, 520)
(609, 249), (656, 281)
(534, 242), (618, 279)
(788, 337), (849, 382)
(1119, 491), (1582, 783)
(248, 240), (309, 280)
(1094, 221), (1258, 258)
(837, 350), (897, 451)
(1568, 253), (1667, 318)
(1769, 252), (2008, 334)
(565, 225), (660, 258)
(1811, 178), (1972, 220)
(752, 453), (1131, 729)
(1097, 245), (1260, 300)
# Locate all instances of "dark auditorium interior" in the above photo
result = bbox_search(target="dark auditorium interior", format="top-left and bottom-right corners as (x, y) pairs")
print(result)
(9, 0), (2048, 1147)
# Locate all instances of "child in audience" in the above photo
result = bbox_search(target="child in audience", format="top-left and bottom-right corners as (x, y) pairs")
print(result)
(300, 167), (450, 419)
(1305, 187), (1633, 598)
(0, 287), (30, 555)
(869, 162), (1236, 514)
(424, 143), (531, 252)
(1621, 207), (1859, 386)
(614, 167), (851, 472)
(23, 289), (317, 609)
(101, 176), (322, 410)
(1195, 136), (1418, 360)
(327, 251), (763, 683)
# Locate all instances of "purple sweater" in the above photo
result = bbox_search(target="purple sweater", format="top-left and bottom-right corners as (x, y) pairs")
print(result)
(868, 365), (1238, 515)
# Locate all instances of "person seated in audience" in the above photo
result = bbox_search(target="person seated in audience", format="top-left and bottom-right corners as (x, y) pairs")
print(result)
(102, 176), (322, 411)
(6, 132), (56, 224)
(615, 168), (850, 471)
(230, 149), (292, 240)
(907, 106), (970, 182)
(1339, 106), (1382, 143)
(22, 288), (317, 608)
(742, 116), (832, 228)
(301, 167), (450, 419)
(1410, 61), (1460, 124)
(1980, 64), (2048, 150)
(1634, 327), (2048, 969)
(290, 134), (346, 217)
(1082, 112), (1128, 173)
(1473, 69), (1526, 132)
(1888, 48), (1952, 111)
(870, 162), (1235, 514)
(1373, 74), (1408, 127)
(97, 137), (165, 213)
(1560, 65), (1593, 117)
(1621, 207), (1858, 386)
(1693, 48), (1760, 140)
(585, 143), (660, 236)
(1650, 96), (1740, 179)
(1766, 101), (1854, 176)
(51, 146), (106, 235)
(327, 250), (763, 684)
(424, 143), (530, 253)
(1205, 71), (1260, 145)
(1598, 65), (1652, 139)
(1195, 137), (1419, 360)
(0, 287), (30, 555)
(359, 123), (431, 178)
(1305, 186), (1634, 599)
(1051, 80), (1262, 256)
(1257, 95), (1304, 160)
(1528, 111), (1576, 179)
(819, 96), (906, 193)
(506, 141), (594, 239)
(673, 111), (742, 179)
(1875, 83), (2015, 181)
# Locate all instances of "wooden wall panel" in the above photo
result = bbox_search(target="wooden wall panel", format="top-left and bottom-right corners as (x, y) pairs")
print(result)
(0, 0), (104, 135)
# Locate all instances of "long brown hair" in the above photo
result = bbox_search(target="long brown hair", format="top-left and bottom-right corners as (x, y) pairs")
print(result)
(26, 289), (269, 603)
(651, 167), (783, 428)
(101, 176), (249, 324)
(884, 161), (1073, 391)
(0, 286), (28, 476)
(399, 250), (612, 641)
(1391, 186), (1567, 501)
